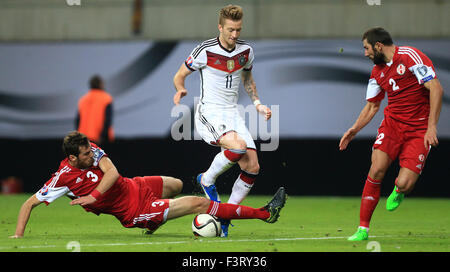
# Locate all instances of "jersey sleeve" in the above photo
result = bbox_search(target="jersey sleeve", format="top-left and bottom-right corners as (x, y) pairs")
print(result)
(35, 166), (72, 205)
(184, 43), (207, 71)
(402, 47), (436, 84)
(90, 143), (106, 167)
(35, 184), (70, 205)
(243, 47), (254, 71)
(366, 69), (385, 102)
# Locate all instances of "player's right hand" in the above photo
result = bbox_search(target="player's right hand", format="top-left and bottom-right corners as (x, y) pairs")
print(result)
(256, 104), (272, 120)
(173, 89), (188, 105)
(339, 128), (358, 151)
(70, 195), (97, 206)
(424, 125), (439, 148)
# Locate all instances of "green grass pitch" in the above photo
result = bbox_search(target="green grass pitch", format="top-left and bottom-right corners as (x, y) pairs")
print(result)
(0, 194), (449, 252)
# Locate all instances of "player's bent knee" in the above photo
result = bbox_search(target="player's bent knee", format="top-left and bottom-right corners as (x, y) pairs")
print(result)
(248, 162), (260, 174)
(397, 179), (415, 194)
(173, 178), (183, 193)
(221, 132), (247, 150)
(162, 177), (183, 197)
(235, 140), (247, 151)
(368, 165), (388, 181)
(242, 164), (259, 176)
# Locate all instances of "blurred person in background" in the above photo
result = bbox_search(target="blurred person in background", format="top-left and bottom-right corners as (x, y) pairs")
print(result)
(76, 75), (114, 145)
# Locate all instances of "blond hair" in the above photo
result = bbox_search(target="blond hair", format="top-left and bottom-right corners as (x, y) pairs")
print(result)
(219, 5), (243, 25)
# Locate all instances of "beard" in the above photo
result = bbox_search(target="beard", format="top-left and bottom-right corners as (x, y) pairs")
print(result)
(77, 158), (94, 169)
(371, 49), (386, 65)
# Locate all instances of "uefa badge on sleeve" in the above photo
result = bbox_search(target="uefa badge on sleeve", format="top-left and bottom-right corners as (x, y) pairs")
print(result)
(39, 185), (49, 196)
(417, 65), (428, 77)
(186, 56), (193, 67)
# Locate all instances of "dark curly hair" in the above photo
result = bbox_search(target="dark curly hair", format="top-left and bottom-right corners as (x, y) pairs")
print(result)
(362, 27), (393, 48)
(62, 131), (90, 157)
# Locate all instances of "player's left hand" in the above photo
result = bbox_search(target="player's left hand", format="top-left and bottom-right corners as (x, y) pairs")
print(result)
(256, 104), (272, 120)
(70, 195), (97, 206)
(424, 126), (439, 148)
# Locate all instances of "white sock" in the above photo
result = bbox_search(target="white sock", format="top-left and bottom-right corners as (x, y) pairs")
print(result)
(228, 171), (258, 205)
(228, 179), (253, 205)
(202, 151), (235, 186)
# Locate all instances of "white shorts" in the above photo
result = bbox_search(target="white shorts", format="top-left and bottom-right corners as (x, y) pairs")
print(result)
(195, 104), (256, 150)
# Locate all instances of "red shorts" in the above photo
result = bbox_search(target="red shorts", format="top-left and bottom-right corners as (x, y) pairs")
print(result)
(373, 117), (430, 174)
(122, 176), (170, 231)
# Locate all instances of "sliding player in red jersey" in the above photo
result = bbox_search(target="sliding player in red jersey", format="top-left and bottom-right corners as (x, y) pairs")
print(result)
(9, 131), (286, 238)
(339, 27), (444, 241)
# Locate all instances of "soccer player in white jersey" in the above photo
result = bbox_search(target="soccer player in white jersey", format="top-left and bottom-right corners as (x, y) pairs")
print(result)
(173, 5), (272, 237)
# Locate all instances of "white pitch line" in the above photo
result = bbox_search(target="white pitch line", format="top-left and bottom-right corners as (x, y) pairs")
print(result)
(0, 235), (391, 251)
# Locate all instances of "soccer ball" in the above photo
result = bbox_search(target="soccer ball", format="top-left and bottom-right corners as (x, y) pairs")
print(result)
(192, 214), (222, 237)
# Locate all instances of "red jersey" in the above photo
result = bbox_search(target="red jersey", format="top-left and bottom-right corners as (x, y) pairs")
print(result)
(366, 46), (436, 126)
(35, 143), (138, 226)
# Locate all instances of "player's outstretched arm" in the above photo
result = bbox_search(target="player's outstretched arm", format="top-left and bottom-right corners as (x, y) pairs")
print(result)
(339, 100), (381, 150)
(242, 70), (272, 120)
(70, 156), (119, 206)
(173, 63), (192, 105)
(424, 78), (443, 148)
(10, 195), (42, 238)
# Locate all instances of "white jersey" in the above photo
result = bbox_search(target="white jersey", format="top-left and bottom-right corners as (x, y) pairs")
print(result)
(185, 37), (254, 109)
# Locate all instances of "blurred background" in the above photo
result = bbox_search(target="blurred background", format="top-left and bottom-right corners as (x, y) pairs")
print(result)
(1, 0), (449, 197)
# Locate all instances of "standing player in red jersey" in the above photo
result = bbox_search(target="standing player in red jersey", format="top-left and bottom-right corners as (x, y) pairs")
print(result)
(9, 131), (286, 238)
(339, 27), (444, 241)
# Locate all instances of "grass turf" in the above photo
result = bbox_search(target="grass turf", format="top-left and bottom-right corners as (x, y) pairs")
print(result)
(0, 194), (449, 252)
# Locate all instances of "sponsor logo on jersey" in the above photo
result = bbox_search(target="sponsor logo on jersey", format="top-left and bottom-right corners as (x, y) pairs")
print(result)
(397, 63), (406, 75)
(133, 212), (162, 225)
(236, 207), (241, 216)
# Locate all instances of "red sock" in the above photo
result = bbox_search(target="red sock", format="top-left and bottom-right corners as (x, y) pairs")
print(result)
(359, 175), (381, 228)
(206, 201), (269, 220)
